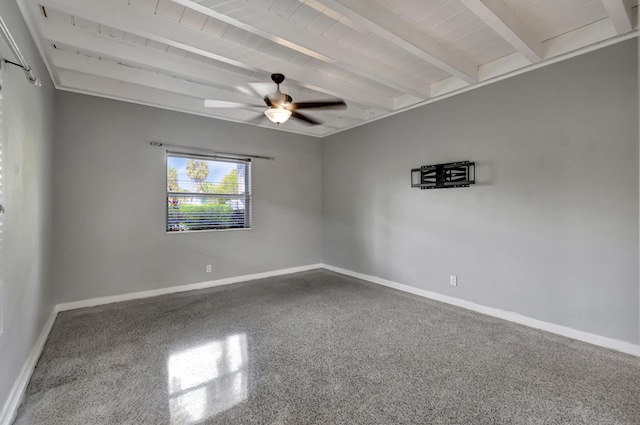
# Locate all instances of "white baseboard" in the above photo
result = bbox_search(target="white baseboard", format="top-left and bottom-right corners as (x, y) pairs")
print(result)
(321, 264), (640, 357)
(0, 308), (59, 425)
(57, 264), (323, 312)
(2, 262), (635, 425)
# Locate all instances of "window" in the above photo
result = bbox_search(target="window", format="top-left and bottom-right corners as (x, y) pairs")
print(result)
(166, 152), (251, 232)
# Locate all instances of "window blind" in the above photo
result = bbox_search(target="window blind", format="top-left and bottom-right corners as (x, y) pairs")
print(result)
(166, 152), (251, 232)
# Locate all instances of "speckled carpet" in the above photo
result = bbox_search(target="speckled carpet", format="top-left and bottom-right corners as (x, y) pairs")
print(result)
(13, 269), (640, 424)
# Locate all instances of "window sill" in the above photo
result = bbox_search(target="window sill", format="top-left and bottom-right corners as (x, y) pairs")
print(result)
(166, 227), (252, 234)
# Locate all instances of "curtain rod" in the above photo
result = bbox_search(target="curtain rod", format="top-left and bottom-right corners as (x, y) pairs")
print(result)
(149, 142), (275, 160)
(0, 15), (40, 86)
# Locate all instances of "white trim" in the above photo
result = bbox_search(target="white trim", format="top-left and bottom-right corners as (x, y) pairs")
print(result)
(56, 264), (323, 312)
(321, 264), (640, 357)
(0, 308), (58, 425)
(320, 31), (639, 139)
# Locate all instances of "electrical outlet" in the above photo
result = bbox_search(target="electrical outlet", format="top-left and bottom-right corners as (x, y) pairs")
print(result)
(449, 275), (457, 287)
(206, 264), (212, 273)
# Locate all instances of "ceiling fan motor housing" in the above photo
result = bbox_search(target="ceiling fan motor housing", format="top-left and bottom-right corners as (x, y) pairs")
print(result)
(271, 73), (286, 85)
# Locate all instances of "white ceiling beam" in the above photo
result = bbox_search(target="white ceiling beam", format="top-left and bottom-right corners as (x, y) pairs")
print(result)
(392, 94), (425, 110)
(50, 48), (360, 125)
(601, 0), (634, 34)
(36, 0), (394, 109)
(542, 19), (617, 59)
(430, 77), (470, 99)
(37, 16), (257, 91)
(49, 48), (258, 104)
(460, 0), (543, 63)
(313, 0), (478, 84)
(171, 0), (433, 99)
(37, 17), (371, 121)
(478, 51), (531, 81)
(55, 70), (279, 127)
(58, 70), (335, 136)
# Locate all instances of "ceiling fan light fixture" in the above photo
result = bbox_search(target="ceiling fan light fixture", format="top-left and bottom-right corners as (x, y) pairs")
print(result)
(264, 106), (292, 125)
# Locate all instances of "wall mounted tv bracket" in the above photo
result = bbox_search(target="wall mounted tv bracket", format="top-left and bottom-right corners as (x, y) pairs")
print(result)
(411, 161), (475, 190)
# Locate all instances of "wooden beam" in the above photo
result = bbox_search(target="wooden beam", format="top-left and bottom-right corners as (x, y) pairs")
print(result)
(50, 47), (361, 125)
(49, 48), (257, 104)
(37, 16), (256, 91)
(542, 19), (617, 59)
(38, 17), (373, 120)
(57, 70), (338, 136)
(313, 0), (478, 84)
(601, 0), (634, 34)
(171, 0), (433, 99)
(460, 0), (543, 63)
(37, 0), (394, 109)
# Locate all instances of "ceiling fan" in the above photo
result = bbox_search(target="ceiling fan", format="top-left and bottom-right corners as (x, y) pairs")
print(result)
(204, 73), (346, 126)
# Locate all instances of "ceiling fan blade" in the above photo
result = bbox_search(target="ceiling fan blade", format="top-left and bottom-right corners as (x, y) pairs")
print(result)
(292, 99), (346, 110)
(248, 81), (275, 98)
(292, 111), (321, 126)
(204, 100), (263, 108)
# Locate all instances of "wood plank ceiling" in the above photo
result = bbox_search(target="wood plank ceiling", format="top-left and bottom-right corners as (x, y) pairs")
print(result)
(16, 0), (639, 137)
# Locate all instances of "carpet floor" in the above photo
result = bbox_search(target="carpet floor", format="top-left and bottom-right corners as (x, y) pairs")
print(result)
(13, 270), (640, 424)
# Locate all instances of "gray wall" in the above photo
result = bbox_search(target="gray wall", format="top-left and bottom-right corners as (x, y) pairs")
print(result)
(322, 40), (639, 345)
(0, 0), (56, 414)
(53, 93), (322, 303)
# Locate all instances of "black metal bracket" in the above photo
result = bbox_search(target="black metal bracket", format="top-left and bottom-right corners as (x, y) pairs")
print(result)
(411, 161), (475, 190)
(2, 58), (30, 72)
(1, 58), (40, 86)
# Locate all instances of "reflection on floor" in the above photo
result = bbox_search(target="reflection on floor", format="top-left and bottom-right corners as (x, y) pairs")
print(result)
(12, 270), (640, 424)
(168, 334), (247, 424)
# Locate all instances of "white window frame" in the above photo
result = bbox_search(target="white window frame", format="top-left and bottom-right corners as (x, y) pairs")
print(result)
(166, 151), (252, 233)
